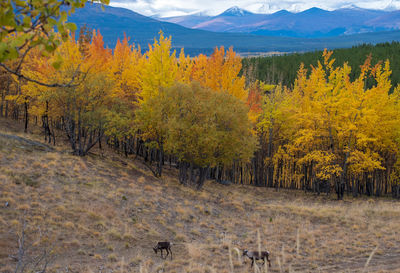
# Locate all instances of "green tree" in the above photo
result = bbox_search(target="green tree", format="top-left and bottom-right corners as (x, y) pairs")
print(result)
(136, 82), (257, 189)
(0, 0), (109, 86)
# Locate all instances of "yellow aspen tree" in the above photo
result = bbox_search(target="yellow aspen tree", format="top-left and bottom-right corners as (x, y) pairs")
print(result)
(191, 46), (247, 101)
(139, 31), (178, 102)
(135, 31), (179, 175)
(22, 31), (115, 155)
(176, 48), (193, 84)
(106, 35), (143, 139)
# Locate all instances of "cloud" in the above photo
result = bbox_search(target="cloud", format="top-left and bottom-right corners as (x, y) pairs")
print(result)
(109, 0), (400, 17)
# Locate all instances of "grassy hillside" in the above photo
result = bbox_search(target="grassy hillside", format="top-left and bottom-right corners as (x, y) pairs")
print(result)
(242, 42), (400, 88)
(1, 119), (400, 272)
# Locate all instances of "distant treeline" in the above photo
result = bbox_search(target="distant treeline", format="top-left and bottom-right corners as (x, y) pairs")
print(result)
(242, 42), (400, 89)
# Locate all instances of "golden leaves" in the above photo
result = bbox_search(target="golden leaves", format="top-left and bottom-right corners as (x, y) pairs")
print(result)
(258, 50), (400, 186)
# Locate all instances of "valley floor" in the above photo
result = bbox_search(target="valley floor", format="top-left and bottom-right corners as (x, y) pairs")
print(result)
(0, 119), (400, 273)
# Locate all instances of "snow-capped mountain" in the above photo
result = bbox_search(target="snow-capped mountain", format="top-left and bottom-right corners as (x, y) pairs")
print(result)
(219, 6), (254, 16)
(66, 3), (400, 55)
(159, 6), (399, 38)
(384, 0), (400, 11)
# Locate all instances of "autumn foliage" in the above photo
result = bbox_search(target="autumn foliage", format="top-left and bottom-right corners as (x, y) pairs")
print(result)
(255, 50), (400, 198)
(2, 30), (256, 189)
(1, 29), (400, 197)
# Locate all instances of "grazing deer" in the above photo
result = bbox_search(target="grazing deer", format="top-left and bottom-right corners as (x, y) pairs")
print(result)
(153, 242), (173, 260)
(243, 250), (271, 267)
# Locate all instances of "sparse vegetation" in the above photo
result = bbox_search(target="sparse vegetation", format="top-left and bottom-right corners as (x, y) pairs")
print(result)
(1, 120), (400, 272)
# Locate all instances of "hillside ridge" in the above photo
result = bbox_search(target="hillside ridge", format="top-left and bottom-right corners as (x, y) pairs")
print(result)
(65, 3), (400, 55)
(1, 120), (400, 272)
(160, 6), (399, 37)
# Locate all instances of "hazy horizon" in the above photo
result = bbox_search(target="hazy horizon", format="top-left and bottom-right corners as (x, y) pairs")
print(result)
(109, 0), (400, 17)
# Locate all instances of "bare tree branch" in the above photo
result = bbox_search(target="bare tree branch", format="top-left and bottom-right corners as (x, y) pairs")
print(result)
(11, 210), (55, 273)
(0, 62), (89, 88)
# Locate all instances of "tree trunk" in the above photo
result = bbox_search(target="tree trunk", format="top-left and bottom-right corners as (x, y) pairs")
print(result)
(0, 90), (4, 117)
(196, 166), (210, 190)
(65, 116), (76, 154)
(338, 151), (350, 200)
(98, 130), (102, 150)
(84, 130), (104, 155)
(157, 142), (164, 177)
(5, 99), (8, 118)
(179, 162), (189, 185)
(24, 99), (28, 133)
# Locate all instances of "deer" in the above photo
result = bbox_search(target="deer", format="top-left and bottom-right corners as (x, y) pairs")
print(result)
(243, 250), (271, 267)
(153, 242), (173, 260)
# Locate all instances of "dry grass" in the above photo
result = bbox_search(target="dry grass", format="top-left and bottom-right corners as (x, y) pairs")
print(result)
(1, 118), (400, 273)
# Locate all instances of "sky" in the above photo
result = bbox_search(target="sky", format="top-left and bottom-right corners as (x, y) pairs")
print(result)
(109, 0), (400, 17)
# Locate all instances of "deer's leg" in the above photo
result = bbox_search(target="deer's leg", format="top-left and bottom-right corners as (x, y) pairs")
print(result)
(165, 248), (169, 259)
(251, 258), (254, 267)
(169, 247), (173, 260)
(160, 249), (163, 258)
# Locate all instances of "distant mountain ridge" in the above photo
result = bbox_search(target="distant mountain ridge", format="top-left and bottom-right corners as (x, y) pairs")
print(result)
(66, 4), (400, 55)
(160, 6), (400, 38)
(220, 6), (254, 16)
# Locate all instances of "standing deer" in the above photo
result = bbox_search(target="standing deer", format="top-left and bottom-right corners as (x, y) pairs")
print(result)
(153, 242), (173, 260)
(243, 250), (271, 267)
